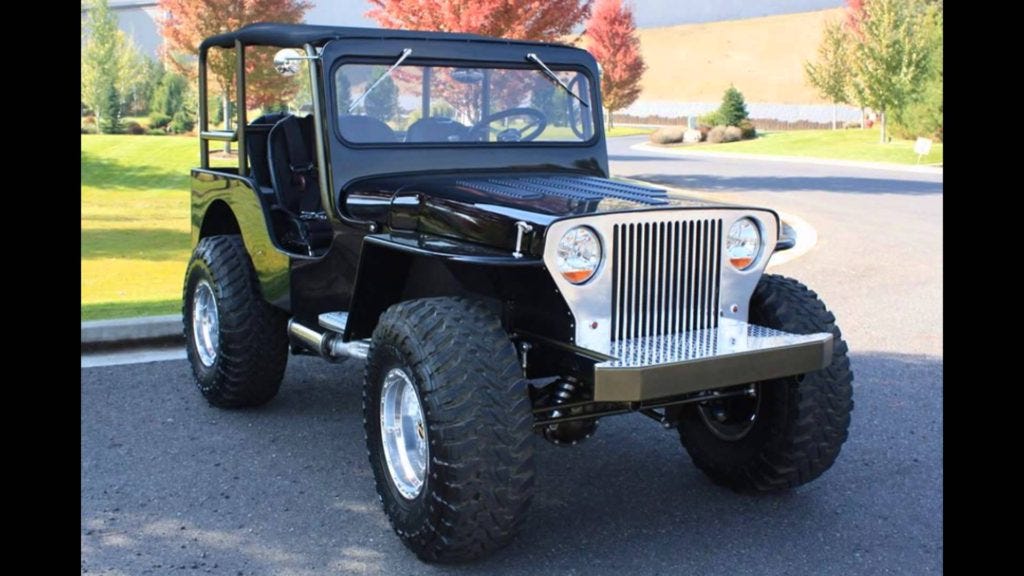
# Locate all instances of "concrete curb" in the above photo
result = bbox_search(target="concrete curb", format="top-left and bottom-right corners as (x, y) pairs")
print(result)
(630, 141), (944, 175)
(81, 314), (183, 349)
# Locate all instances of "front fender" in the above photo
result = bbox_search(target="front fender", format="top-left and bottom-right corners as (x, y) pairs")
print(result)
(343, 231), (568, 342)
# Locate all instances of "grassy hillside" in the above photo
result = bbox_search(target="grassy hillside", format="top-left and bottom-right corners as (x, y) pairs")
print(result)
(636, 8), (843, 104)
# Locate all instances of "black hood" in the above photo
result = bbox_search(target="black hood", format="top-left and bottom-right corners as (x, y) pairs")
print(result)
(344, 172), (727, 256)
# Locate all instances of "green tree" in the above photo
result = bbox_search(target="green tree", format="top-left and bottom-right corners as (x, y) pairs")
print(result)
(717, 86), (750, 126)
(82, 0), (145, 132)
(151, 72), (188, 118)
(182, 83), (199, 132)
(114, 34), (145, 115)
(849, 0), (932, 143)
(805, 19), (853, 129)
(170, 84), (197, 134)
(127, 57), (165, 116)
(892, 2), (942, 141)
(81, 0), (120, 132)
(363, 69), (399, 123)
(97, 83), (122, 134)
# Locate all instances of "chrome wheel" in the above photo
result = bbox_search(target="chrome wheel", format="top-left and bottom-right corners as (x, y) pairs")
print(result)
(379, 368), (428, 500)
(191, 279), (219, 367)
(698, 384), (761, 441)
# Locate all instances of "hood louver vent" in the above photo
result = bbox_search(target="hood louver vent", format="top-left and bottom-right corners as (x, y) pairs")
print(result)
(457, 176), (669, 206)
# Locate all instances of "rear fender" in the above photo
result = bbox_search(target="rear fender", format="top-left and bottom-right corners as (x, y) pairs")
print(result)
(191, 169), (291, 309)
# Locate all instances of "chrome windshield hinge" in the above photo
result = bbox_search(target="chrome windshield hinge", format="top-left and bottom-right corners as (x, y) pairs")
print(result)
(513, 221), (534, 259)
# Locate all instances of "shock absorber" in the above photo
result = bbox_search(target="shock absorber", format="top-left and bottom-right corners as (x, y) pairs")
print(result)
(548, 379), (578, 420)
(542, 378), (598, 446)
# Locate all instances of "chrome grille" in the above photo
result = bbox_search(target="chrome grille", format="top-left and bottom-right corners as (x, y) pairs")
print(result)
(611, 219), (722, 341)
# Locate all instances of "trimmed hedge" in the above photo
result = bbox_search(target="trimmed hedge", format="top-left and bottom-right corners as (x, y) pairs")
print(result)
(650, 126), (687, 145)
(149, 113), (172, 130)
(737, 119), (757, 139)
(123, 121), (146, 135)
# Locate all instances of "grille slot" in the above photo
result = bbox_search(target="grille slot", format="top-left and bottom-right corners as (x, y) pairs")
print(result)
(611, 219), (722, 341)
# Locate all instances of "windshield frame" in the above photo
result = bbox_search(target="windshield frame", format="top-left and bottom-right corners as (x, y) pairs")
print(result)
(328, 55), (600, 149)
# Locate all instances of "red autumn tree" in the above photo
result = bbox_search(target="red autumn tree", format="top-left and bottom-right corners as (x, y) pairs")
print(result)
(845, 0), (866, 37)
(157, 0), (311, 112)
(366, 1), (592, 126)
(365, 0), (593, 42)
(584, 0), (645, 128)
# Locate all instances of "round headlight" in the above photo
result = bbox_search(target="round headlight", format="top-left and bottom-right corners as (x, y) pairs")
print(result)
(727, 217), (762, 270)
(556, 226), (602, 284)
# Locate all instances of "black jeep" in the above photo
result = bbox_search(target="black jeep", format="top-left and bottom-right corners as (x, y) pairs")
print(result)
(183, 23), (853, 563)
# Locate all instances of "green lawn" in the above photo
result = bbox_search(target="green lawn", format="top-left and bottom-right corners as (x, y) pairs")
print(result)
(670, 128), (943, 165)
(606, 125), (654, 138)
(81, 134), (195, 320)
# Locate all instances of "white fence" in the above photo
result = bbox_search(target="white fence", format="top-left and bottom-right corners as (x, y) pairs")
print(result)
(619, 100), (862, 123)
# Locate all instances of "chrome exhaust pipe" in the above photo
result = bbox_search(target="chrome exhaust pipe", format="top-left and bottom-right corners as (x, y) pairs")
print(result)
(287, 319), (369, 360)
(288, 318), (328, 355)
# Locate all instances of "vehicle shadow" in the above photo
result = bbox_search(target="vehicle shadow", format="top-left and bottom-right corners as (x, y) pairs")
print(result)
(81, 351), (942, 575)
(81, 150), (186, 191)
(607, 154), (695, 163)
(81, 228), (190, 261)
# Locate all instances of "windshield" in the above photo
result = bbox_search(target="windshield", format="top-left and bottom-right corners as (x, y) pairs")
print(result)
(334, 62), (595, 145)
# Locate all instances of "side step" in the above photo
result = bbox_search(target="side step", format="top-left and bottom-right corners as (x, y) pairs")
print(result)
(287, 312), (369, 361)
(318, 311), (349, 333)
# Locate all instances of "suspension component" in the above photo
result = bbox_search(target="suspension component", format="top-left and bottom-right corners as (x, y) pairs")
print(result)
(541, 378), (598, 446)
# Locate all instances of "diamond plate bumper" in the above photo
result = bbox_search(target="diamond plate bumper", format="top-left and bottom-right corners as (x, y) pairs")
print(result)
(593, 320), (833, 402)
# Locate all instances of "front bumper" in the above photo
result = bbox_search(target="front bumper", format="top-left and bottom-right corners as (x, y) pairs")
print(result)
(593, 320), (833, 402)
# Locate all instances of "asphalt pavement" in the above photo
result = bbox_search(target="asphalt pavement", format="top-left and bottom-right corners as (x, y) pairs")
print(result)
(82, 137), (943, 575)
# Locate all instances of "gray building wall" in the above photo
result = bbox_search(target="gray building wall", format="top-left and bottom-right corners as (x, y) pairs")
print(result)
(82, 1), (162, 58)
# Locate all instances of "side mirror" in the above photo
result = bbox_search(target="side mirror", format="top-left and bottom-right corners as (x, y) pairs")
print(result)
(451, 68), (484, 84)
(273, 48), (305, 76)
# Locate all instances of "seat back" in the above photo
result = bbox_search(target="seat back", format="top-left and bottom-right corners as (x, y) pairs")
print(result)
(245, 112), (289, 188)
(405, 117), (471, 143)
(267, 115), (320, 215)
(338, 114), (397, 143)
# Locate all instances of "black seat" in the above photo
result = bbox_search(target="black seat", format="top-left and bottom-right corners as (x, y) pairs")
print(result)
(245, 112), (289, 189)
(338, 114), (397, 143)
(266, 115), (332, 255)
(405, 117), (472, 142)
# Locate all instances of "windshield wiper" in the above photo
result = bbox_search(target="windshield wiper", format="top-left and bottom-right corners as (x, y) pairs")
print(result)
(525, 53), (589, 108)
(349, 48), (413, 113)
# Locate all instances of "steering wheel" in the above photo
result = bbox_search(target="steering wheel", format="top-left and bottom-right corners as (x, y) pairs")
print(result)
(469, 107), (548, 142)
